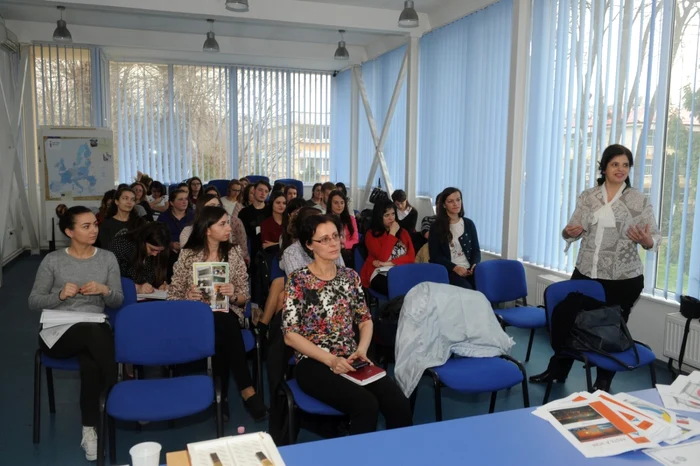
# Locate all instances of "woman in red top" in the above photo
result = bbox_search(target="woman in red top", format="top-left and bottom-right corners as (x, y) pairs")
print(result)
(360, 198), (415, 295)
(261, 190), (286, 253)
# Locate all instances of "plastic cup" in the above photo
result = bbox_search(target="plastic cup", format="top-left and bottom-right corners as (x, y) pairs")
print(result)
(129, 441), (161, 466)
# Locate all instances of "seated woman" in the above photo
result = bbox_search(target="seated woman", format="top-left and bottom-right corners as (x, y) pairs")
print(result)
(260, 191), (286, 254)
(96, 189), (116, 225)
(392, 189), (417, 232)
(360, 199), (415, 296)
(111, 222), (171, 294)
(428, 187), (481, 289)
(98, 186), (146, 251)
(327, 190), (359, 266)
(221, 179), (243, 218)
(130, 181), (155, 221)
(28, 206), (124, 461)
(157, 188), (194, 253)
(147, 181), (169, 220)
(282, 215), (413, 435)
(179, 194), (249, 264)
(168, 206), (266, 421)
(203, 185), (221, 198)
(187, 176), (203, 206)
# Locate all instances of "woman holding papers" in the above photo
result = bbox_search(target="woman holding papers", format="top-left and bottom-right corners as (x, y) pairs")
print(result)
(28, 206), (124, 461)
(168, 206), (267, 422)
(282, 215), (413, 435)
(111, 222), (171, 294)
(529, 145), (661, 391)
(360, 199), (415, 295)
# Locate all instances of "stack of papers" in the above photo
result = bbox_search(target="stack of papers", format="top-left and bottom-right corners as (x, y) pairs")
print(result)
(657, 370), (700, 413)
(187, 432), (285, 466)
(40, 310), (107, 349)
(532, 390), (700, 458)
(136, 289), (168, 301)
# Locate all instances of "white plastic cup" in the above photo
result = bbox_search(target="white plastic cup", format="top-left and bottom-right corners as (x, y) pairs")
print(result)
(129, 441), (161, 466)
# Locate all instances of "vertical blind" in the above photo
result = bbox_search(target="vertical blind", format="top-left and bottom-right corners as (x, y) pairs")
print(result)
(417, 0), (512, 253)
(330, 68), (351, 184)
(521, 0), (671, 295)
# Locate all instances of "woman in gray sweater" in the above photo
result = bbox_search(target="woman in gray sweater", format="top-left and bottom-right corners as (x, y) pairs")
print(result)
(29, 206), (123, 462)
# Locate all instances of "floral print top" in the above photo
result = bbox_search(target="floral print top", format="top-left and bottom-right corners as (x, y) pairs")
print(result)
(282, 266), (371, 361)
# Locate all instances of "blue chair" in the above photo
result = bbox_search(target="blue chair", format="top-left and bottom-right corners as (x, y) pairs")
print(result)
(33, 277), (136, 444)
(207, 179), (230, 195)
(541, 280), (657, 403)
(274, 178), (303, 198)
(167, 183), (179, 196)
(245, 175), (270, 185)
(387, 263), (449, 299)
(474, 260), (547, 362)
(97, 301), (221, 465)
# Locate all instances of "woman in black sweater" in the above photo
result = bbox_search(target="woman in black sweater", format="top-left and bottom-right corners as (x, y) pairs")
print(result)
(98, 187), (145, 251)
(392, 189), (417, 232)
(110, 222), (171, 294)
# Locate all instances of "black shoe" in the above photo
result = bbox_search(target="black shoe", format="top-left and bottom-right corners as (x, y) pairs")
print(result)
(529, 370), (567, 384)
(593, 379), (611, 392)
(244, 393), (268, 422)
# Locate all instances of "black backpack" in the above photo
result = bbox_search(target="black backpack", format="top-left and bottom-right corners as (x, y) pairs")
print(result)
(357, 209), (373, 236)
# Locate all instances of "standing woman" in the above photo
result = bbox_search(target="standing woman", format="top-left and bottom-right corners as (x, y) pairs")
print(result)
(188, 176), (203, 206)
(282, 215), (412, 436)
(327, 190), (359, 266)
(98, 186), (145, 251)
(130, 181), (154, 221)
(392, 190), (417, 232)
(111, 222), (171, 294)
(360, 199), (415, 296)
(261, 191), (286, 252)
(429, 187), (480, 289)
(168, 206), (266, 421)
(222, 179), (243, 218)
(157, 188), (194, 253)
(29, 206), (124, 461)
(529, 144), (660, 391)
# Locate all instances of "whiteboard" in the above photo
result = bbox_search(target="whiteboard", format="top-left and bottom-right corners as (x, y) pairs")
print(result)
(41, 127), (115, 200)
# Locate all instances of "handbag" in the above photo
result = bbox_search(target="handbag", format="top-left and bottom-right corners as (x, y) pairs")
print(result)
(568, 305), (639, 370)
(669, 295), (700, 377)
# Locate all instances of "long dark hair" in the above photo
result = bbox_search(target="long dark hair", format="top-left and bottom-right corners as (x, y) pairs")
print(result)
(183, 206), (232, 260)
(434, 187), (464, 243)
(188, 176), (203, 197)
(99, 189), (116, 218)
(195, 193), (222, 211)
(311, 182), (322, 200)
(299, 214), (343, 257)
(241, 184), (255, 208)
(326, 190), (354, 237)
(597, 144), (634, 187)
(280, 202), (315, 256)
(370, 198), (398, 238)
(107, 187), (142, 229)
(122, 222), (171, 286)
(59, 206), (94, 238)
(267, 190), (287, 217)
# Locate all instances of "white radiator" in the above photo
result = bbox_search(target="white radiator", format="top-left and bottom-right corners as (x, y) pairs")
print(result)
(664, 312), (700, 370)
(536, 274), (567, 307)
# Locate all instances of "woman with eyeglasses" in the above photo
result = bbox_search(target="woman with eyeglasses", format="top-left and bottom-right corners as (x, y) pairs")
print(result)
(187, 176), (203, 206)
(222, 179), (243, 218)
(282, 214), (412, 435)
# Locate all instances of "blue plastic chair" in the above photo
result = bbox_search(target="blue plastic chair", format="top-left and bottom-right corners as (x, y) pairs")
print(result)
(245, 175), (270, 185)
(474, 260), (547, 362)
(97, 301), (221, 465)
(387, 263), (449, 299)
(274, 179), (304, 198)
(207, 179), (231, 195)
(33, 277), (136, 444)
(541, 280), (657, 403)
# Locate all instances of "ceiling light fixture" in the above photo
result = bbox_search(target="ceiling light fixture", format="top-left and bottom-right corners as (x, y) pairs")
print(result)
(203, 19), (220, 52)
(334, 29), (349, 61)
(53, 6), (73, 43)
(398, 0), (419, 28)
(225, 0), (250, 12)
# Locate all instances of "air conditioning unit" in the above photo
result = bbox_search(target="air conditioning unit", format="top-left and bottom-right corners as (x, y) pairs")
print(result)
(0, 17), (20, 54)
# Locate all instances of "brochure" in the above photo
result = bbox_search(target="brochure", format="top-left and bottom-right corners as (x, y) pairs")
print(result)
(193, 262), (229, 312)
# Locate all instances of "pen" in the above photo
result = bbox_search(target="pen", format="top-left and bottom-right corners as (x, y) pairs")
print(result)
(255, 451), (275, 466)
(210, 452), (223, 466)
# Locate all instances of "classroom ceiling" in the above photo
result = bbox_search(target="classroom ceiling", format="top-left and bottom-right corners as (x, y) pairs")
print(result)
(305, 0), (445, 13)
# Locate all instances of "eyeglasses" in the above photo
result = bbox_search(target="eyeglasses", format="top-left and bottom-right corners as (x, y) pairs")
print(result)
(311, 233), (344, 245)
(230, 188), (241, 193)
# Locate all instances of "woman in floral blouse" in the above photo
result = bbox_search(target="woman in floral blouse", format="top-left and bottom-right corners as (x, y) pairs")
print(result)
(168, 206), (266, 421)
(282, 215), (412, 435)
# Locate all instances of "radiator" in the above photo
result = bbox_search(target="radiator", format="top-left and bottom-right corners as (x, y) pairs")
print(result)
(536, 274), (567, 307)
(664, 312), (700, 370)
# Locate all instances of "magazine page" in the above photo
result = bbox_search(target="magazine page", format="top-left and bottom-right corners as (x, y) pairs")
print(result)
(644, 440), (700, 466)
(193, 262), (229, 312)
(187, 432), (285, 466)
(658, 383), (700, 413)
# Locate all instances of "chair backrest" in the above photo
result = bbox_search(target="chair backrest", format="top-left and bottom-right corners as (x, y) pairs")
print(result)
(387, 263), (449, 299)
(245, 175), (270, 185)
(543, 280), (606, 330)
(105, 277), (137, 324)
(274, 178), (304, 198)
(114, 301), (214, 365)
(168, 183), (180, 196)
(207, 179), (230, 195)
(353, 245), (365, 275)
(270, 256), (285, 281)
(474, 259), (528, 304)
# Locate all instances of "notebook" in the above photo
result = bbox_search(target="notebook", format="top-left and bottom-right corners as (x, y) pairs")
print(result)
(340, 365), (387, 386)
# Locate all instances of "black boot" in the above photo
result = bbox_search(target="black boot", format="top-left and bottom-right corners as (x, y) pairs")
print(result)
(529, 370), (567, 384)
(244, 393), (268, 422)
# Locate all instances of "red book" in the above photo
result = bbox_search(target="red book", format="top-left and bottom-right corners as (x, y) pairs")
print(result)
(340, 365), (387, 386)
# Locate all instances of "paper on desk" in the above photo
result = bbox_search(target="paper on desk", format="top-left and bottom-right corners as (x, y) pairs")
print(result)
(658, 376), (700, 413)
(137, 290), (168, 301)
(187, 432), (285, 466)
(644, 439), (700, 465)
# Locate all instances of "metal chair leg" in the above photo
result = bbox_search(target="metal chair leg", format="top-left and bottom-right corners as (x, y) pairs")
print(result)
(108, 416), (116, 465)
(649, 362), (657, 387)
(215, 378), (223, 438)
(46, 368), (56, 414)
(255, 334), (264, 403)
(584, 364), (593, 392)
(525, 329), (535, 362)
(543, 380), (553, 404)
(97, 394), (106, 466)
(33, 350), (42, 444)
(489, 392), (497, 413)
(430, 371), (442, 422)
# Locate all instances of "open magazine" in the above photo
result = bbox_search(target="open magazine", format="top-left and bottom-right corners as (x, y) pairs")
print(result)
(187, 432), (285, 466)
(193, 262), (229, 312)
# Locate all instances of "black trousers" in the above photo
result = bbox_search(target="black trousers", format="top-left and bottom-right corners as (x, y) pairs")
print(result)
(295, 358), (413, 435)
(548, 268), (645, 384)
(266, 312), (294, 443)
(448, 271), (474, 289)
(39, 322), (117, 427)
(213, 312), (254, 399)
(370, 274), (389, 296)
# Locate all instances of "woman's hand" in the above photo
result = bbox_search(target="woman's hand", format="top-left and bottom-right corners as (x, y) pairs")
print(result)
(453, 266), (468, 277)
(564, 224), (584, 238)
(465, 265), (476, 277)
(136, 283), (154, 294)
(389, 221), (400, 236)
(348, 348), (373, 366)
(263, 241), (277, 249)
(218, 283), (235, 297)
(627, 224), (653, 249)
(328, 355), (355, 374)
(158, 283), (169, 291)
(187, 285), (202, 301)
(80, 281), (109, 296)
(60, 282), (79, 301)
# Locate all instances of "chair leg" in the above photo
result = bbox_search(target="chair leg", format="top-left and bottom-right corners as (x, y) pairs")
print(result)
(281, 384), (298, 445)
(489, 392), (497, 414)
(649, 363), (657, 387)
(46, 368), (56, 414)
(525, 329), (535, 362)
(33, 350), (42, 444)
(543, 380), (553, 404)
(521, 376), (530, 408)
(584, 364), (593, 392)
(108, 416), (117, 465)
(255, 335), (264, 403)
(430, 371), (442, 422)
(215, 377), (223, 438)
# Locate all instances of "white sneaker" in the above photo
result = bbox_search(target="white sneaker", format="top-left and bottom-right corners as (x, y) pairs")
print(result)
(81, 426), (98, 461)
